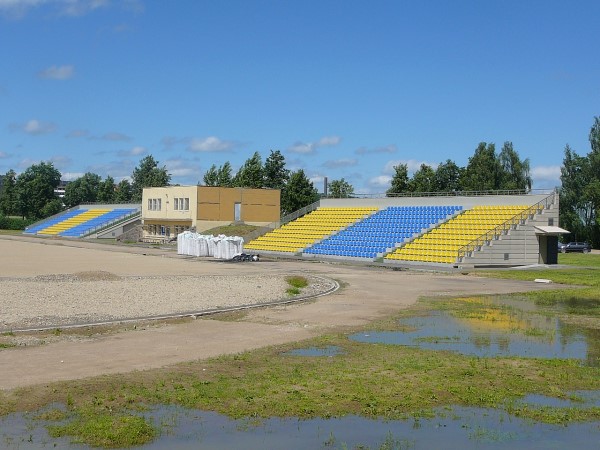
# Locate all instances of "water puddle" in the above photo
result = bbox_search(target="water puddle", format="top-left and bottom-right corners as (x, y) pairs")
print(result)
(2, 405), (599, 449)
(283, 345), (343, 357)
(519, 390), (600, 408)
(350, 296), (599, 366)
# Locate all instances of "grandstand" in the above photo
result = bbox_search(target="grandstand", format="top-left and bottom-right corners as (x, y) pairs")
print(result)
(24, 204), (141, 239)
(244, 191), (564, 268)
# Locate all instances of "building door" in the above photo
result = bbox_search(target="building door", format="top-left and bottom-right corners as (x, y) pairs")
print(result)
(234, 202), (241, 222)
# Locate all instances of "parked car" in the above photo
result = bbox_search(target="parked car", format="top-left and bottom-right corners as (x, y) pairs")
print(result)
(558, 242), (592, 253)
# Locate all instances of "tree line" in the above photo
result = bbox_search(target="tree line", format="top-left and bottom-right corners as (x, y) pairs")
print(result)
(385, 141), (532, 196)
(1, 120), (598, 247)
(559, 117), (600, 246)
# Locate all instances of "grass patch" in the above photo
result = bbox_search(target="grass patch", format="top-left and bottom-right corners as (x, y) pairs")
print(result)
(201, 224), (259, 238)
(558, 252), (600, 268)
(286, 275), (309, 289)
(48, 411), (157, 448)
(0, 343), (16, 349)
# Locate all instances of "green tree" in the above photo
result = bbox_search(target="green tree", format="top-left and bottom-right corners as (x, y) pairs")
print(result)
(97, 176), (116, 203)
(386, 163), (409, 196)
(233, 151), (264, 188)
(131, 155), (171, 202)
(0, 169), (18, 216)
(281, 169), (319, 216)
(15, 161), (62, 219)
(115, 179), (132, 203)
(498, 142), (532, 191)
(433, 159), (462, 192)
(328, 178), (354, 198)
(461, 142), (501, 191)
(264, 150), (289, 190)
(63, 172), (102, 208)
(217, 162), (233, 187)
(408, 164), (436, 193)
(203, 164), (218, 186)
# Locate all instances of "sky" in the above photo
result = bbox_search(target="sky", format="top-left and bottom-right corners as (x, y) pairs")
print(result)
(1, 0), (599, 194)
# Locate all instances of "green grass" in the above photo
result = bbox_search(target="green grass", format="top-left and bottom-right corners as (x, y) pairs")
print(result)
(0, 343), (16, 349)
(48, 410), (157, 448)
(0, 229), (23, 235)
(286, 275), (309, 289)
(1, 255), (599, 447)
(201, 224), (260, 238)
(558, 252), (600, 268)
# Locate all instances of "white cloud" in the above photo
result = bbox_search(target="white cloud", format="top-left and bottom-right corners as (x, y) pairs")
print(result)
(383, 159), (438, 175)
(322, 158), (357, 169)
(66, 129), (89, 138)
(10, 119), (57, 135)
(317, 136), (342, 147)
(61, 171), (85, 181)
(287, 135), (342, 154)
(49, 154), (72, 169)
(92, 132), (132, 142)
(368, 175), (392, 189)
(531, 165), (561, 190)
(0, 0), (109, 18)
(165, 158), (200, 179)
(355, 144), (397, 155)
(38, 64), (74, 80)
(188, 136), (235, 153)
(118, 146), (146, 157)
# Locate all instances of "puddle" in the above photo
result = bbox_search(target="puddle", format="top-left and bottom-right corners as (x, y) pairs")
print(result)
(283, 345), (343, 357)
(519, 390), (600, 408)
(2, 405), (599, 449)
(350, 298), (600, 366)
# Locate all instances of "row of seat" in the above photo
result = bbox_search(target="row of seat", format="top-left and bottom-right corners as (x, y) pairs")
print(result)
(384, 205), (531, 264)
(26, 208), (138, 237)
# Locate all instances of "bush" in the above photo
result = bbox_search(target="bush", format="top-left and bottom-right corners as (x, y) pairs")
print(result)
(0, 215), (34, 230)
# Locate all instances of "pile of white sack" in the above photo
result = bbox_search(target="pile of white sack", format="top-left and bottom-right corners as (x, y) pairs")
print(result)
(177, 231), (244, 259)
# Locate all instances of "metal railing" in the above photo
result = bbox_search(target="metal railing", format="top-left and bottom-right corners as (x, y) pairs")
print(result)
(243, 200), (321, 243)
(456, 191), (557, 261)
(325, 189), (553, 199)
(80, 210), (141, 238)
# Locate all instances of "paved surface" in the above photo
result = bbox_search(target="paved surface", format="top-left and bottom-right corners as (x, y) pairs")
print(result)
(0, 235), (559, 391)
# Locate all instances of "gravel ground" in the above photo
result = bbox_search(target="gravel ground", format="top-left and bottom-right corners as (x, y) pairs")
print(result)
(0, 271), (334, 330)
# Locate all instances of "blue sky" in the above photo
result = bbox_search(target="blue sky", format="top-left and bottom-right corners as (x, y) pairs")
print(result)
(1, 0), (598, 194)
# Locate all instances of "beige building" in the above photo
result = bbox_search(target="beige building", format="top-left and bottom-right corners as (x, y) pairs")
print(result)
(142, 186), (280, 241)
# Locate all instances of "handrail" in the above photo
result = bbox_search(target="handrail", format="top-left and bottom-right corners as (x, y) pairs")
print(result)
(456, 191), (556, 261)
(243, 200), (321, 242)
(78, 211), (141, 237)
(329, 188), (553, 199)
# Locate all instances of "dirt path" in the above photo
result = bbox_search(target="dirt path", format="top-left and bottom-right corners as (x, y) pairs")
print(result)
(0, 236), (556, 391)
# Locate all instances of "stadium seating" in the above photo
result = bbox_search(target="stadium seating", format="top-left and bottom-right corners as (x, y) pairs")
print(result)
(384, 205), (530, 264)
(304, 205), (462, 259)
(244, 207), (378, 253)
(27, 208), (138, 237)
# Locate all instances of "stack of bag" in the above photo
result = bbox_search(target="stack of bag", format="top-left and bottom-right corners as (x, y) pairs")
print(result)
(177, 231), (244, 259)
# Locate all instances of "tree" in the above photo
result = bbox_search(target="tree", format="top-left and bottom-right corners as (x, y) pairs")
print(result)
(0, 169), (18, 216)
(98, 176), (116, 203)
(203, 164), (218, 186)
(15, 162), (62, 220)
(408, 164), (436, 193)
(233, 151), (263, 188)
(131, 155), (171, 202)
(281, 169), (319, 216)
(63, 172), (102, 208)
(498, 142), (532, 191)
(433, 159), (462, 192)
(461, 142), (501, 191)
(328, 178), (354, 198)
(217, 162), (233, 187)
(264, 150), (289, 190)
(114, 179), (132, 203)
(386, 163), (409, 196)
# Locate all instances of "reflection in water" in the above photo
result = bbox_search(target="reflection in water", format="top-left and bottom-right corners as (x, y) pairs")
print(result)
(350, 309), (594, 364)
(1, 405), (600, 450)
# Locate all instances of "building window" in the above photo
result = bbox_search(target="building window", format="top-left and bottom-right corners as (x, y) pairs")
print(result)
(174, 198), (179, 210)
(548, 218), (554, 226)
(173, 197), (189, 211)
(157, 199), (161, 210)
(184, 198), (189, 210)
(148, 199), (152, 210)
